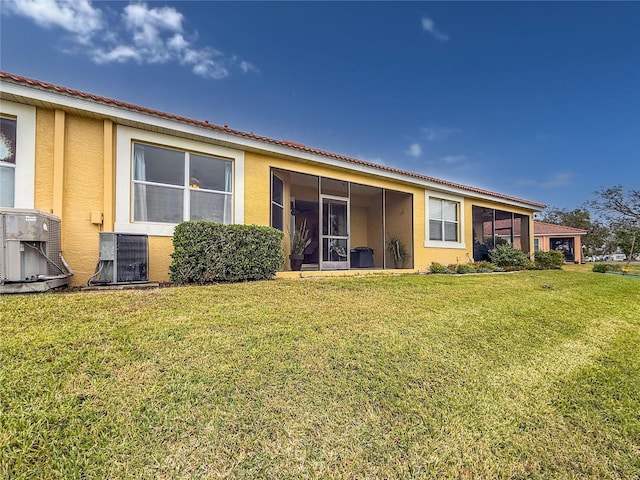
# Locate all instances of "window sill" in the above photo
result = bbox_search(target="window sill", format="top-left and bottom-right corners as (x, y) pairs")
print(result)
(114, 222), (177, 237)
(424, 240), (467, 250)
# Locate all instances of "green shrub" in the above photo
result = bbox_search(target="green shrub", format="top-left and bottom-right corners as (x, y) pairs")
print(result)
(534, 250), (565, 270)
(429, 262), (455, 274)
(592, 263), (623, 273)
(447, 263), (459, 272)
(473, 260), (496, 271)
(489, 244), (531, 270)
(456, 264), (476, 274)
(430, 262), (447, 273)
(170, 222), (285, 284)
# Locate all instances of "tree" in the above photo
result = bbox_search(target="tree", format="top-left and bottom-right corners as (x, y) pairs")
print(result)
(537, 207), (608, 255)
(615, 228), (640, 258)
(537, 207), (591, 230)
(584, 222), (610, 255)
(588, 186), (640, 262)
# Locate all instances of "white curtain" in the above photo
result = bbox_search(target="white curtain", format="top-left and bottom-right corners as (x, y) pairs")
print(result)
(133, 144), (147, 221)
(0, 166), (15, 207)
(223, 161), (233, 224)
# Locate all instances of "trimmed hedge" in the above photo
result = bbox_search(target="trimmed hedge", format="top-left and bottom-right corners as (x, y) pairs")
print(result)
(534, 250), (565, 270)
(170, 222), (285, 284)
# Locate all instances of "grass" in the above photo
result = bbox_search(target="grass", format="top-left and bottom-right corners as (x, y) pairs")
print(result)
(564, 261), (640, 275)
(1, 270), (639, 479)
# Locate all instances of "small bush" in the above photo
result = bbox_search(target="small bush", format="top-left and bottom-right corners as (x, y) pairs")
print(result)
(447, 263), (459, 272)
(456, 264), (476, 274)
(473, 260), (496, 271)
(593, 263), (623, 273)
(430, 262), (447, 273)
(476, 267), (493, 273)
(489, 244), (532, 270)
(430, 262), (456, 274)
(534, 250), (565, 270)
(170, 221), (285, 284)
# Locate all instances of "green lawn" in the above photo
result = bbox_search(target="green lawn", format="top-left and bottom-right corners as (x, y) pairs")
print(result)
(1, 270), (639, 479)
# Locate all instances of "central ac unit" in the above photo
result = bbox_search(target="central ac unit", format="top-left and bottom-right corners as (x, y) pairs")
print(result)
(90, 233), (148, 285)
(0, 208), (69, 284)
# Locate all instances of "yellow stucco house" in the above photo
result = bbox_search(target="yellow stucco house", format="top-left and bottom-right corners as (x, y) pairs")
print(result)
(1, 71), (545, 286)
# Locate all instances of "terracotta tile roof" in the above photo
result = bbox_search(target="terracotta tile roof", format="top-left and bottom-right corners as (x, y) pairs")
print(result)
(481, 220), (588, 236)
(534, 221), (588, 235)
(0, 71), (546, 209)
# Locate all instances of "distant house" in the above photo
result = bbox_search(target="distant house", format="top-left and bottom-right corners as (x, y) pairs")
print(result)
(0, 71), (546, 286)
(533, 221), (587, 263)
(480, 219), (588, 263)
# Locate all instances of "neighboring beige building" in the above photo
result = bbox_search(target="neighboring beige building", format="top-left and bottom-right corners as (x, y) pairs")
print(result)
(534, 221), (587, 263)
(1, 71), (546, 286)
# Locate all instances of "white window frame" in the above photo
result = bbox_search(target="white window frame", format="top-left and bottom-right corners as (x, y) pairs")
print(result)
(424, 190), (466, 249)
(270, 171), (285, 231)
(115, 126), (244, 236)
(0, 101), (36, 209)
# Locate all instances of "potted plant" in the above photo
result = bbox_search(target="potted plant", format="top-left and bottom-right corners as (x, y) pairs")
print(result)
(386, 234), (409, 269)
(289, 219), (311, 271)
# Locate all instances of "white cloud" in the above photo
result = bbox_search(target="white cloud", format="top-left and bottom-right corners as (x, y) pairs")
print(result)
(167, 33), (189, 51)
(4, 0), (103, 44)
(541, 172), (573, 188)
(516, 171), (573, 189)
(124, 3), (184, 32)
(440, 154), (466, 165)
(239, 60), (258, 74)
(421, 16), (449, 42)
(423, 126), (458, 141)
(406, 143), (422, 157)
(2, 0), (257, 80)
(93, 45), (142, 64)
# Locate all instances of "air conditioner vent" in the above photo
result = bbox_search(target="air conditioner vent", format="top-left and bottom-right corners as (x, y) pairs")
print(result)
(0, 208), (68, 284)
(92, 233), (148, 285)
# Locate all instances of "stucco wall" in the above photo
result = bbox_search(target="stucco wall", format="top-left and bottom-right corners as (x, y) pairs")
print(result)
(27, 105), (539, 284)
(34, 109), (54, 212)
(62, 115), (105, 284)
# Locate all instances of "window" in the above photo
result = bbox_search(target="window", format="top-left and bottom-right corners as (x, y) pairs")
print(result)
(534, 238), (540, 252)
(0, 117), (17, 207)
(0, 102), (35, 209)
(115, 126), (244, 236)
(132, 142), (232, 224)
(429, 197), (459, 242)
(271, 173), (284, 231)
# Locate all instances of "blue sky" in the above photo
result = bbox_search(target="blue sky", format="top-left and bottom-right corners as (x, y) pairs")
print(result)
(2, 1), (639, 210)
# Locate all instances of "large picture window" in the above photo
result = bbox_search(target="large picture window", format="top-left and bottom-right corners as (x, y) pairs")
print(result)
(429, 197), (459, 242)
(0, 116), (17, 207)
(132, 142), (232, 224)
